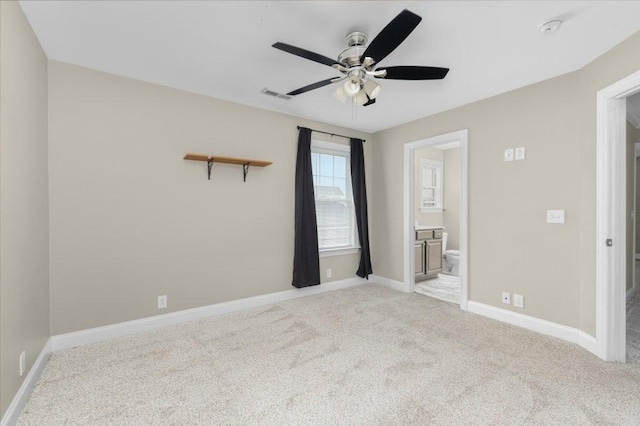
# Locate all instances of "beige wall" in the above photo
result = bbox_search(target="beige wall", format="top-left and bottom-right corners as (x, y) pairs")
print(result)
(414, 147), (443, 226)
(372, 30), (640, 336)
(48, 61), (372, 334)
(373, 72), (581, 328)
(576, 31), (640, 335)
(443, 148), (461, 251)
(627, 120), (635, 292)
(0, 2), (50, 417)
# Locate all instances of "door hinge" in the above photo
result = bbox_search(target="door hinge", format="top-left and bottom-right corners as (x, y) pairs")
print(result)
(606, 239), (613, 247)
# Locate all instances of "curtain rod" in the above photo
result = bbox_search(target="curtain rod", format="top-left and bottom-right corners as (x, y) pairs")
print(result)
(297, 126), (365, 143)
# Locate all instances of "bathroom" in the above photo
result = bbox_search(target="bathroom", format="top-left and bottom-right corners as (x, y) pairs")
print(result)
(413, 141), (461, 303)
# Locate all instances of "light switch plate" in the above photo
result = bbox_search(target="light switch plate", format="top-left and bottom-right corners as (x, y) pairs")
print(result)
(504, 148), (514, 162)
(547, 209), (565, 224)
(515, 147), (526, 160)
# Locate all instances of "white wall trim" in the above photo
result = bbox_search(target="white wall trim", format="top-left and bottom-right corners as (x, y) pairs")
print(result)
(0, 339), (52, 426)
(370, 274), (407, 292)
(467, 301), (597, 357)
(596, 68), (640, 362)
(627, 96), (640, 129)
(51, 277), (367, 352)
(403, 129), (469, 310)
(577, 330), (598, 355)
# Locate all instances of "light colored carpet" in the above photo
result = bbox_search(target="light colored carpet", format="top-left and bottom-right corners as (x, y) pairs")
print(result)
(628, 301), (640, 363)
(414, 274), (460, 304)
(627, 260), (640, 362)
(19, 284), (640, 425)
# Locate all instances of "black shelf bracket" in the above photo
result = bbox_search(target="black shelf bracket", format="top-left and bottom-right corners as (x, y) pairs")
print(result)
(243, 163), (250, 182)
(207, 158), (213, 180)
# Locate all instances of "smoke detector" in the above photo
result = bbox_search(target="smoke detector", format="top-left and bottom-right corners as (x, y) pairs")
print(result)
(539, 20), (562, 34)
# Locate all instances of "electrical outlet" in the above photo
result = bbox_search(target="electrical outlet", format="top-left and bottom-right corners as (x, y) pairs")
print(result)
(502, 292), (511, 305)
(326, 269), (332, 278)
(157, 295), (167, 309)
(504, 148), (514, 162)
(514, 294), (524, 308)
(19, 350), (26, 377)
(515, 147), (526, 160)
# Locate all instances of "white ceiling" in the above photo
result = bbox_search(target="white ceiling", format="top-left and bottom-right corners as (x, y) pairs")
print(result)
(19, 1), (640, 133)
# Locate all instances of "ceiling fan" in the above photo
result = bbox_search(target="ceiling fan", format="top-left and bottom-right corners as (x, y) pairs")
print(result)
(272, 9), (449, 107)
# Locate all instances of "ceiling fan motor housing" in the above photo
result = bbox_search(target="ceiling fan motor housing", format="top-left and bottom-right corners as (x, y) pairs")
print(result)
(338, 31), (368, 67)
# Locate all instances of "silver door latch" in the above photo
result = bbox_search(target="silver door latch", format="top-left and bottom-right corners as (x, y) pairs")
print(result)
(606, 239), (613, 247)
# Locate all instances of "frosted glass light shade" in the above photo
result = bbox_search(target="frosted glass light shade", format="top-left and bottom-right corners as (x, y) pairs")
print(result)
(333, 86), (348, 103)
(343, 77), (361, 97)
(364, 80), (381, 99)
(355, 89), (368, 106)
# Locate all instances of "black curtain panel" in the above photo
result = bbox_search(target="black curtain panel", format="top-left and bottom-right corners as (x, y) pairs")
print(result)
(292, 127), (321, 288)
(350, 138), (373, 279)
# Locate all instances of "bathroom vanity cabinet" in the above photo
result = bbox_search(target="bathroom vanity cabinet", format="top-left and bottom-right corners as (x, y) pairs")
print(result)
(415, 227), (443, 281)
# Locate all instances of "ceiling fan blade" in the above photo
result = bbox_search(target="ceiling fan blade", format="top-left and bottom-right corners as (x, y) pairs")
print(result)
(360, 9), (422, 65)
(377, 66), (449, 80)
(272, 42), (339, 68)
(287, 78), (335, 96)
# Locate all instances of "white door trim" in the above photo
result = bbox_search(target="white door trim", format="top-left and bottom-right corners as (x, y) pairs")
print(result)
(596, 69), (640, 362)
(403, 129), (469, 310)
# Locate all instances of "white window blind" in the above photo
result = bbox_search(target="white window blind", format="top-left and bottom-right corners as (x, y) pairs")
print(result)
(311, 140), (357, 252)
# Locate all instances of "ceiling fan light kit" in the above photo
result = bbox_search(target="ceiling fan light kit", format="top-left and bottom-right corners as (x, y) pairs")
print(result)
(272, 9), (449, 107)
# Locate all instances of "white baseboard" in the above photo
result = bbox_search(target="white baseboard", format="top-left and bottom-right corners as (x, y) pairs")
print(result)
(369, 274), (407, 292)
(51, 277), (367, 352)
(577, 330), (598, 355)
(0, 338), (52, 426)
(467, 301), (597, 357)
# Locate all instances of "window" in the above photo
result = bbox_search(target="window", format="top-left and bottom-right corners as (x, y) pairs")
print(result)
(311, 140), (358, 254)
(420, 159), (443, 213)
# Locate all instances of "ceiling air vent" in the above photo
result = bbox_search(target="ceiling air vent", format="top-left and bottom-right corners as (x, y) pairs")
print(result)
(262, 88), (291, 100)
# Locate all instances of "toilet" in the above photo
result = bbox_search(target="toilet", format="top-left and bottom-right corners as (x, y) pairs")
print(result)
(442, 232), (460, 275)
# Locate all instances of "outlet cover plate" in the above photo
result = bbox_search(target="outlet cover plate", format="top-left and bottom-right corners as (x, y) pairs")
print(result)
(158, 295), (167, 309)
(19, 350), (25, 376)
(504, 148), (514, 162)
(515, 147), (526, 160)
(502, 292), (511, 304)
(514, 294), (524, 308)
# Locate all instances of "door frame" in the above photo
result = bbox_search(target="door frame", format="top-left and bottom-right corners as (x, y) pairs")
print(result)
(596, 69), (640, 361)
(403, 129), (469, 310)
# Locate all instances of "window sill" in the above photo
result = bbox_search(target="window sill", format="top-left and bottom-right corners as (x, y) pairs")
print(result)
(319, 247), (360, 257)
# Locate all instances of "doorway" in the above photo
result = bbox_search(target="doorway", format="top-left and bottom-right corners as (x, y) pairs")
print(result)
(403, 129), (469, 310)
(596, 69), (640, 362)
(626, 97), (640, 362)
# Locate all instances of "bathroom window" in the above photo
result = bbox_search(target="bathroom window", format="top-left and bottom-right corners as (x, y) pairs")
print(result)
(311, 140), (359, 255)
(420, 159), (443, 213)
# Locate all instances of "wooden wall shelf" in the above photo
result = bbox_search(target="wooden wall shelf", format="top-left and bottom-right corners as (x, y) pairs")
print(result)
(183, 153), (272, 181)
